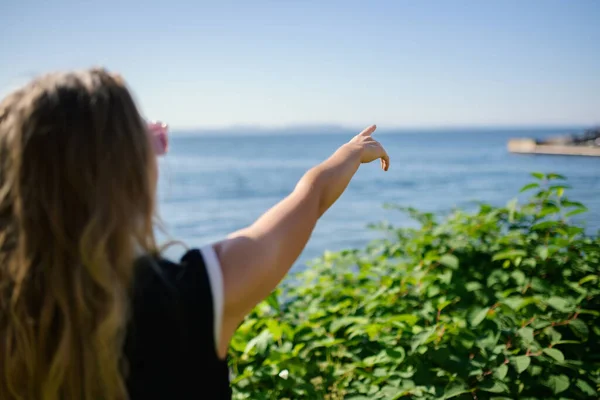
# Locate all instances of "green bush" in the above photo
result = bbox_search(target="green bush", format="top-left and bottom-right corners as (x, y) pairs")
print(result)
(229, 173), (600, 399)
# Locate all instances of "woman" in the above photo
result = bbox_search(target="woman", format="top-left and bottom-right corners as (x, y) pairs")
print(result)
(0, 68), (389, 399)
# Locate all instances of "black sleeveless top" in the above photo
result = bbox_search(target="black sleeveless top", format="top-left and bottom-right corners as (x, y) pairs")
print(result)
(124, 248), (231, 399)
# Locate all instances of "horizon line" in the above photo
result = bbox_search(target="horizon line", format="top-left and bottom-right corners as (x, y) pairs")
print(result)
(168, 122), (596, 134)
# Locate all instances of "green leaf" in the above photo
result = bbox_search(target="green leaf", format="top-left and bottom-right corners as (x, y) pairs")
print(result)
(266, 320), (283, 341)
(494, 364), (508, 379)
(437, 299), (453, 311)
(439, 253), (459, 269)
(510, 270), (526, 286)
(543, 348), (565, 362)
(552, 340), (582, 345)
(466, 281), (483, 292)
(546, 296), (573, 312)
(265, 291), (280, 312)
(540, 204), (560, 217)
(536, 246), (549, 261)
(502, 296), (524, 310)
(520, 182), (539, 192)
(568, 319), (589, 340)
(548, 184), (570, 192)
(565, 207), (588, 217)
(532, 221), (558, 231)
(387, 314), (419, 325)
(443, 383), (471, 399)
(575, 378), (596, 396)
(492, 249), (527, 261)
(529, 365), (543, 377)
(513, 356), (531, 373)
(531, 172), (545, 180)
(363, 350), (392, 366)
(579, 274), (598, 285)
(479, 380), (508, 393)
(410, 326), (437, 352)
(561, 198), (585, 208)
(578, 308), (600, 316)
(330, 317), (369, 333)
(545, 326), (562, 343)
(531, 277), (551, 293)
(504, 200), (517, 223)
(546, 173), (566, 180)
(544, 374), (570, 394)
(244, 329), (271, 355)
(387, 346), (406, 362)
(518, 327), (534, 344)
(469, 307), (490, 327)
(438, 269), (453, 284)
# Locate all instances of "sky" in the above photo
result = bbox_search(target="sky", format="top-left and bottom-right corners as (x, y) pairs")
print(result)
(1, 0), (599, 130)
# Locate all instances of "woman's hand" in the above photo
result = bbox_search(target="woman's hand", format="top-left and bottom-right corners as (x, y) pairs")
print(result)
(346, 124), (390, 171)
(147, 121), (169, 156)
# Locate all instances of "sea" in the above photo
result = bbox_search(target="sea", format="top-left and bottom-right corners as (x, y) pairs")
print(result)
(155, 127), (600, 271)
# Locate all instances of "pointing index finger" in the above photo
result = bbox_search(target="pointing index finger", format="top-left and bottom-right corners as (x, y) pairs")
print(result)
(359, 124), (377, 136)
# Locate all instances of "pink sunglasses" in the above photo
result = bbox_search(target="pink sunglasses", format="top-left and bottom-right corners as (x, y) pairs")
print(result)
(147, 120), (169, 156)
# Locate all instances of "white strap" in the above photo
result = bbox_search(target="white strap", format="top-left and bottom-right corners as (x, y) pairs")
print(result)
(199, 244), (224, 354)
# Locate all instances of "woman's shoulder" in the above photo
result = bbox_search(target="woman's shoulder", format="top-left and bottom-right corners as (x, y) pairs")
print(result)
(134, 245), (221, 289)
(131, 244), (224, 351)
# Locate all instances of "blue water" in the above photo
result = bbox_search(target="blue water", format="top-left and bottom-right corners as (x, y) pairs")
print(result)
(156, 128), (600, 269)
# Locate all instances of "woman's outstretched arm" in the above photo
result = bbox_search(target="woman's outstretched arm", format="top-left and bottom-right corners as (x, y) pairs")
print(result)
(212, 125), (389, 357)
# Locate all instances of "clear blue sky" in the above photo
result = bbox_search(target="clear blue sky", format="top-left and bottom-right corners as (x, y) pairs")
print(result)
(1, 0), (599, 130)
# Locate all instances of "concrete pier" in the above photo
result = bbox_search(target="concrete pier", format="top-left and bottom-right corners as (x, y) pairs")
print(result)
(508, 139), (600, 157)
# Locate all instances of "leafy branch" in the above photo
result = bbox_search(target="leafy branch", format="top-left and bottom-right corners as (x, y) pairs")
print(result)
(230, 173), (600, 399)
